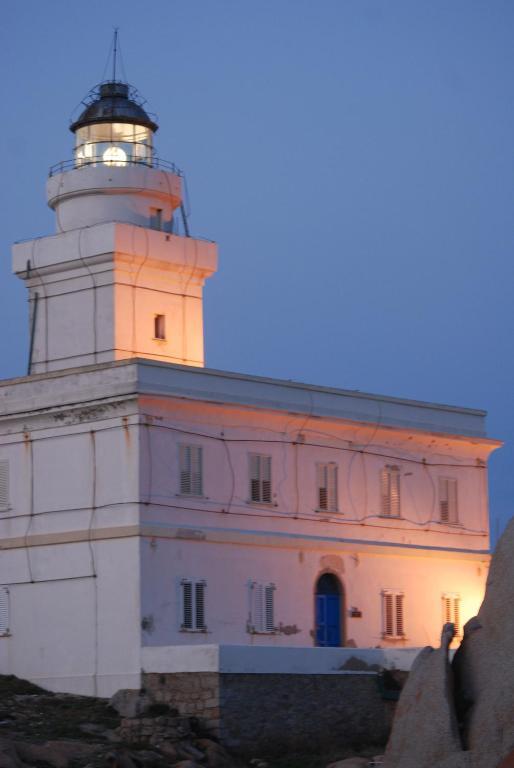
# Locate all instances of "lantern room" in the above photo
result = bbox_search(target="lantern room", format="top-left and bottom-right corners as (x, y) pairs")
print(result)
(70, 81), (158, 168)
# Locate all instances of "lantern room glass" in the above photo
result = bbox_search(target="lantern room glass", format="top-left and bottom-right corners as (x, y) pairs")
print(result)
(74, 123), (153, 168)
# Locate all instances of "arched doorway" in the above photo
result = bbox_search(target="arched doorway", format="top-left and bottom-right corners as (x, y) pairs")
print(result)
(315, 573), (343, 647)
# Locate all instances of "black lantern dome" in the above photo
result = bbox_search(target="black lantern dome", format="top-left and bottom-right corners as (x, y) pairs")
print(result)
(70, 81), (158, 133)
(70, 80), (158, 168)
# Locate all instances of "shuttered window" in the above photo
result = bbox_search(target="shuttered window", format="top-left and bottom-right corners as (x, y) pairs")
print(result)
(248, 581), (276, 633)
(439, 478), (458, 524)
(442, 593), (461, 637)
(380, 465), (401, 517)
(0, 461), (8, 511)
(181, 579), (206, 631)
(0, 587), (9, 636)
(249, 454), (272, 504)
(382, 590), (405, 639)
(179, 445), (203, 496)
(317, 463), (338, 512)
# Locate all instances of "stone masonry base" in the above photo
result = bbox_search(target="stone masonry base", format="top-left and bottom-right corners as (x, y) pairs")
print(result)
(142, 672), (396, 756)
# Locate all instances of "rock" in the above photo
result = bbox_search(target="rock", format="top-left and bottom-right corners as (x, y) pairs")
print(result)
(196, 741), (231, 768)
(326, 759), (369, 768)
(157, 742), (178, 761)
(79, 723), (106, 736)
(452, 516), (514, 768)
(178, 744), (205, 762)
(110, 690), (152, 719)
(382, 623), (463, 768)
(497, 749), (514, 768)
(173, 762), (198, 768)
(106, 751), (138, 768)
(14, 740), (98, 768)
(0, 740), (26, 768)
(432, 755), (471, 768)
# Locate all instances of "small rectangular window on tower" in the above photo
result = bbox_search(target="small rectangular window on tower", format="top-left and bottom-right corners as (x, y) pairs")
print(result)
(249, 454), (272, 504)
(316, 463), (338, 512)
(439, 477), (458, 524)
(150, 207), (163, 230)
(0, 461), (8, 511)
(0, 587), (9, 636)
(154, 314), (166, 340)
(380, 465), (401, 517)
(179, 444), (203, 496)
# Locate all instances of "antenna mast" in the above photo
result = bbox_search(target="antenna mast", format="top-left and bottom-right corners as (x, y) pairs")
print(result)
(112, 28), (119, 82)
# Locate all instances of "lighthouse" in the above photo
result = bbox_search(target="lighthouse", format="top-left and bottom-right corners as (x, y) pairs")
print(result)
(13, 75), (217, 374)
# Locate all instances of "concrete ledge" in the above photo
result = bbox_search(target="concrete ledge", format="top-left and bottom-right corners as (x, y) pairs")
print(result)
(141, 643), (422, 674)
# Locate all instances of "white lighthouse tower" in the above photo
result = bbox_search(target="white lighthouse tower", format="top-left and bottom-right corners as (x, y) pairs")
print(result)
(13, 74), (217, 373)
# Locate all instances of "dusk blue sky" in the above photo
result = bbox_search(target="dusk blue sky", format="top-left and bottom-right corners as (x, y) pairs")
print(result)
(0, 1), (512, 543)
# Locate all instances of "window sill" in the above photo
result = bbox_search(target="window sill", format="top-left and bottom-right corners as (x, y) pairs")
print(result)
(152, 337), (167, 343)
(436, 520), (462, 527)
(176, 494), (208, 500)
(382, 635), (407, 641)
(246, 500), (275, 508)
(0, 633), (11, 638)
(314, 508), (340, 515)
(378, 515), (402, 520)
(247, 629), (277, 635)
(180, 628), (209, 634)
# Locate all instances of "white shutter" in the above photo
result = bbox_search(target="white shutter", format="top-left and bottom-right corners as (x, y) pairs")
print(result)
(261, 456), (272, 504)
(179, 445), (203, 496)
(181, 580), (193, 629)
(383, 592), (394, 636)
(195, 581), (206, 630)
(265, 584), (275, 632)
(442, 593), (461, 637)
(395, 593), (405, 637)
(0, 587), (9, 636)
(317, 464), (328, 510)
(0, 461), (8, 510)
(382, 590), (404, 638)
(380, 468), (391, 516)
(190, 447), (203, 496)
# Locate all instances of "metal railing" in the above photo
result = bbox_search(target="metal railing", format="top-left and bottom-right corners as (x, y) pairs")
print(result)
(49, 156), (182, 177)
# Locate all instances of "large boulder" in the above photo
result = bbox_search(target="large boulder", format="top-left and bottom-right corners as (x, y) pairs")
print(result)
(382, 623), (463, 768)
(109, 689), (152, 719)
(452, 516), (514, 767)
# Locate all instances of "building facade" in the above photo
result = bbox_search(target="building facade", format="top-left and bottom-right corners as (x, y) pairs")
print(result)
(0, 74), (500, 700)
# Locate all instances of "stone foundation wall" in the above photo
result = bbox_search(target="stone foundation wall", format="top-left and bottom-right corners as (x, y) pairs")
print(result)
(143, 673), (221, 733)
(143, 671), (398, 756)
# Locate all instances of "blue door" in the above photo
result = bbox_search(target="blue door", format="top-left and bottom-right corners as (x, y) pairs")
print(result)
(315, 574), (342, 647)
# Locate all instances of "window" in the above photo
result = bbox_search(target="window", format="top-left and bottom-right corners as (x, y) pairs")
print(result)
(248, 581), (275, 633)
(380, 465), (401, 517)
(382, 590), (405, 639)
(316, 463), (338, 512)
(150, 207), (163, 230)
(179, 445), (203, 496)
(439, 478), (458, 524)
(0, 461), (8, 511)
(0, 587), (9, 636)
(442, 593), (461, 637)
(154, 314), (166, 340)
(181, 579), (206, 631)
(249, 454), (272, 504)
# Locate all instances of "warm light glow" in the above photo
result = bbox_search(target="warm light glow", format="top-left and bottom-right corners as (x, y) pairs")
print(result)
(102, 146), (127, 166)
